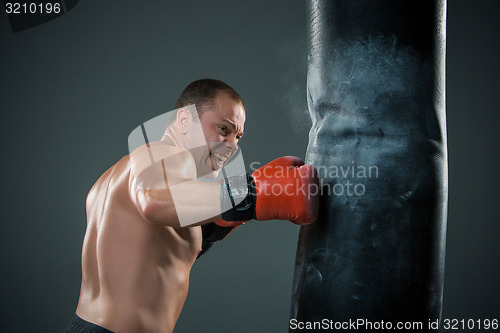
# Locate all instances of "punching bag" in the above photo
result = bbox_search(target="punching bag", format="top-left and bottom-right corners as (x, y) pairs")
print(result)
(290, 1), (447, 331)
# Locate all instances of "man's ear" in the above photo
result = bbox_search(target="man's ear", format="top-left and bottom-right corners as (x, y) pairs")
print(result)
(176, 109), (193, 135)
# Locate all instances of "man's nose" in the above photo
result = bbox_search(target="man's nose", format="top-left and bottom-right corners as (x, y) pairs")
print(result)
(224, 136), (238, 152)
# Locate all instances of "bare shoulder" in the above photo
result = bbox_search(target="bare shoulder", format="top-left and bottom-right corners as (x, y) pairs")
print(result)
(129, 141), (197, 186)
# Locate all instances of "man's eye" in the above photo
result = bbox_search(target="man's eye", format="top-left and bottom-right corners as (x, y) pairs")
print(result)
(218, 126), (227, 133)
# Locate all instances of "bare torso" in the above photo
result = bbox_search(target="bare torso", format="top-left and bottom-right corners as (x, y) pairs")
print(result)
(76, 155), (202, 333)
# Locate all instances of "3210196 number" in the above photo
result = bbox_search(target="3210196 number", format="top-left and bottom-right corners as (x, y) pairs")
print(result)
(5, 2), (61, 14)
(442, 319), (499, 330)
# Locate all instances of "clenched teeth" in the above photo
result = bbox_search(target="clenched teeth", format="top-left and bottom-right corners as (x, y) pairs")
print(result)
(213, 153), (229, 163)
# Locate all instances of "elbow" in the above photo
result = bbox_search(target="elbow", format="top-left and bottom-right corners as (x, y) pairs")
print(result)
(141, 201), (160, 224)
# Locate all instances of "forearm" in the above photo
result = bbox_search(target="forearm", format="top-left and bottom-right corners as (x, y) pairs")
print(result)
(134, 179), (221, 227)
(169, 179), (221, 227)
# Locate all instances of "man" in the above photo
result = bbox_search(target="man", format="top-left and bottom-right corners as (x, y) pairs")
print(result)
(64, 79), (319, 333)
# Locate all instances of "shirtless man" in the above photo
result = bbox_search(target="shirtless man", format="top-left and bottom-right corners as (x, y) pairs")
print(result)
(64, 79), (319, 333)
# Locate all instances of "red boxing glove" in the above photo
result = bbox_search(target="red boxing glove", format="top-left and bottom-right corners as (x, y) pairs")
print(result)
(252, 156), (319, 225)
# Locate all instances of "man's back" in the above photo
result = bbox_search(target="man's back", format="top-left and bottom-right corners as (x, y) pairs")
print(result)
(76, 155), (202, 333)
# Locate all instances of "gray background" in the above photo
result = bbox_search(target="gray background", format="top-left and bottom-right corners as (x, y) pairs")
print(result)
(0, 1), (498, 332)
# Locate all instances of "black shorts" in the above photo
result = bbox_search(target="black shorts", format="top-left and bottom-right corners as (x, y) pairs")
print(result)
(63, 314), (113, 333)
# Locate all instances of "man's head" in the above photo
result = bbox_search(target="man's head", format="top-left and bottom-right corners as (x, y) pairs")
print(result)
(175, 78), (245, 117)
(169, 79), (246, 178)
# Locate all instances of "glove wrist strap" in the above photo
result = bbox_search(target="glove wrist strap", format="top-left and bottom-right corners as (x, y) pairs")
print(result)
(220, 174), (256, 221)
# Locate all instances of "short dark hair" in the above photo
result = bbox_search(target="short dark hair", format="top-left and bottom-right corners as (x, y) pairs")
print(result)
(175, 79), (245, 116)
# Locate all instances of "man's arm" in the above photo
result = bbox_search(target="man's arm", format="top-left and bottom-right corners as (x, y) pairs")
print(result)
(128, 142), (222, 228)
(129, 143), (320, 230)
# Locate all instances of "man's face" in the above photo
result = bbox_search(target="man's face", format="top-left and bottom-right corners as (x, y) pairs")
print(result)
(196, 92), (245, 178)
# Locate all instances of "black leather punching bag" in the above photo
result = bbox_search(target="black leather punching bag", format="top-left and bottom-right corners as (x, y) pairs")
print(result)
(290, 1), (447, 331)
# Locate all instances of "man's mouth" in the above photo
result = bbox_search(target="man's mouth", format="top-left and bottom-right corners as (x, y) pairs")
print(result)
(212, 152), (230, 165)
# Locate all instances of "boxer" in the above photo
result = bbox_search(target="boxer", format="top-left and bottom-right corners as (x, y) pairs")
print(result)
(64, 79), (319, 333)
